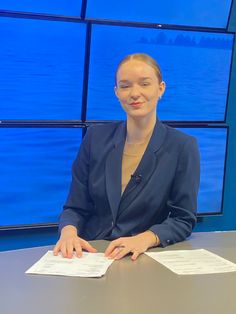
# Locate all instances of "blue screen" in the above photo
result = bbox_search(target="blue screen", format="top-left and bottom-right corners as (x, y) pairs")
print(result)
(86, 0), (232, 29)
(0, 128), (82, 227)
(0, 0), (82, 16)
(180, 127), (227, 215)
(0, 17), (86, 120)
(0, 2), (232, 227)
(0, 126), (227, 227)
(87, 25), (233, 121)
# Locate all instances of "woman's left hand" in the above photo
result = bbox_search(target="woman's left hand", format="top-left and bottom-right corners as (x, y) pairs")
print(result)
(104, 231), (159, 261)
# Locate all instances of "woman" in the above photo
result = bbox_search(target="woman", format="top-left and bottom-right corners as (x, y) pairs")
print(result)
(53, 53), (200, 261)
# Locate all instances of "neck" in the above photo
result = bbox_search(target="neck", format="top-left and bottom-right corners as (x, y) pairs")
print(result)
(126, 114), (157, 144)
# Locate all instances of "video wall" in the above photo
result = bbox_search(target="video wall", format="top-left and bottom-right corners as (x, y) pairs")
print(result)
(0, 0), (234, 227)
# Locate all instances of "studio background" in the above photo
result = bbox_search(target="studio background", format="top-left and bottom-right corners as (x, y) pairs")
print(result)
(0, 0), (236, 250)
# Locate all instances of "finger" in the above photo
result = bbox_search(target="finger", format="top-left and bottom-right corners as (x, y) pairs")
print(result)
(114, 247), (130, 260)
(81, 240), (97, 253)
(131, 251), (140, 261)
(74, 242), (83, 258)
(66, 242), (74, 259)
(104, 239), (122, 256)
(107, 247), (121, 259)
(107, 247), (120, 259)
(107, 246), (126, 259)
(60, 242), (68, 258)
(53, 242), (61, 256)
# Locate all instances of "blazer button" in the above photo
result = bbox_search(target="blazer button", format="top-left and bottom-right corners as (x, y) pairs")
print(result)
(111, 221), (114, 227)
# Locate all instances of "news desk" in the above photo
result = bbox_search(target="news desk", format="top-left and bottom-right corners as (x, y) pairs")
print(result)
(1, 231), (236, 314)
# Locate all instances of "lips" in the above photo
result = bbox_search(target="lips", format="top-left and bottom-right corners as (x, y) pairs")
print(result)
(129, 102), (143, 107)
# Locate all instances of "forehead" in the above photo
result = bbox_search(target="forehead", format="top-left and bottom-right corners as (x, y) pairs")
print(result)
(116, 59), (157, 80)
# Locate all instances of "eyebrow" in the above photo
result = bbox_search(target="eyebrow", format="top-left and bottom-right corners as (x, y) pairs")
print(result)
(139, 77), (152, 80)
(118, 80), (130, 83)
(118, 77), (152, 83)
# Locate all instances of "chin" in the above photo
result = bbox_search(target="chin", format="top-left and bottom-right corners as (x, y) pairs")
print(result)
(126, 110), (150, 119)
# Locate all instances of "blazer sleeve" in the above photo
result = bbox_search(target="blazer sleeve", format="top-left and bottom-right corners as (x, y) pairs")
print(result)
(149, 136), (200, 247)
(58, 128), (94, 234)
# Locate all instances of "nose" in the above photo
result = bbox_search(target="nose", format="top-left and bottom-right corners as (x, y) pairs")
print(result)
(130, 84), (141, 99)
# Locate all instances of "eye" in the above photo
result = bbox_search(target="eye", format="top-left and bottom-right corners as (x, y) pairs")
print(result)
(140, 81), (150, 87)
(119, 84), (130, 89)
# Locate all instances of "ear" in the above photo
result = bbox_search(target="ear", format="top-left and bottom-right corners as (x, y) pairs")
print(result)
(159, 81), (166, 98)
(114, 85), (119, 98)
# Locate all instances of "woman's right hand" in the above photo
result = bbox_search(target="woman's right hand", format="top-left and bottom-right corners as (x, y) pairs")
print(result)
(53, 225), (97, 258)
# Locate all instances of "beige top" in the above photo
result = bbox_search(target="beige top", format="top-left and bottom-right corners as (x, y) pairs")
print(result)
(121, 131), (153, 194)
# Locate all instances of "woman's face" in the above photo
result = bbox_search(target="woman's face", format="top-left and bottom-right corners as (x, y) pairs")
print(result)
(115, 59), (165, 119)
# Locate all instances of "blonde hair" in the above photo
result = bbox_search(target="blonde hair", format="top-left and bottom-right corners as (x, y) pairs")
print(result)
(115, 53), (163, 85)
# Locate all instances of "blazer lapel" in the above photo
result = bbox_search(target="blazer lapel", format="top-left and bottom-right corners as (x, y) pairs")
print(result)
(105, 122), (126, 221)
(119, 119), (167, 213)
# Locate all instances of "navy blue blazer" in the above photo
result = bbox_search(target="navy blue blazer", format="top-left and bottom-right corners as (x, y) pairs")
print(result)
(59, 119), (200, 247)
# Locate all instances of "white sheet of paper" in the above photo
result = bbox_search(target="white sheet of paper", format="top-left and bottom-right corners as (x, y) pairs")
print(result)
(145, 249), (236, 275)
(25, 251), (114, 277)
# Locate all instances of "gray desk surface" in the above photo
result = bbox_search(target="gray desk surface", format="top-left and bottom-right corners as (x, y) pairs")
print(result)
(1, 231), (236, 314)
